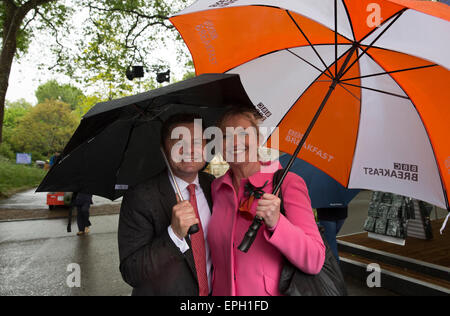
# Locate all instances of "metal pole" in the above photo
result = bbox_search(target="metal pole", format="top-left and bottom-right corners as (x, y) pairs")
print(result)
(238, 45), (358, 253)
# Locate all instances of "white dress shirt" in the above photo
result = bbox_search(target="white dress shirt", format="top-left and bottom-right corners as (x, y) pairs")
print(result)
(167, 173), (212, 292)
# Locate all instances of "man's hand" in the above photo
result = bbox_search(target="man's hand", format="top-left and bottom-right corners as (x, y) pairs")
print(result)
(171, 198), (199, 239)
(256, 193), (281, 229)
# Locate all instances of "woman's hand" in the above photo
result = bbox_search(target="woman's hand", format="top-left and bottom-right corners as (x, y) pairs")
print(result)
(256, 193), (281, 229)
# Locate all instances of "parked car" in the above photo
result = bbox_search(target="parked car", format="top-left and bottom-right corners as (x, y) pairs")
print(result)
(47, 192), (73, 210)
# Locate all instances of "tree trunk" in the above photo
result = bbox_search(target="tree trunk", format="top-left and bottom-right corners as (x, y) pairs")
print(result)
(0, 4), (22, 144)
(0, 0), (55, 144)
(0, 40), (18, 145)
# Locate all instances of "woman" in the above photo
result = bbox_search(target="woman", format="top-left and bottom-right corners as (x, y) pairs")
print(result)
(208, 107), (326, 296)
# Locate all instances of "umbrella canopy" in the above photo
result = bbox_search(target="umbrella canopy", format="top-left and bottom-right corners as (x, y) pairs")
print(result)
(171, 0), (450, 210)
(279, 154), (360, 209)
(36, 73), (254, 200)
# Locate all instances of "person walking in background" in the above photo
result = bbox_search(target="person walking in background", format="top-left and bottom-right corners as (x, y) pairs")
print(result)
(208, 107), (325, 296)
(74, 192), (93, 236)
(49, 152), (60, 168)
(316, 207), (348, 262)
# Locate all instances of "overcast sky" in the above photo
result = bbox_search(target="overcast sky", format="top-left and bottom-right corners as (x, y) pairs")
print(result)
(6, 39), (187, 105)
(5, 3), (191, 105)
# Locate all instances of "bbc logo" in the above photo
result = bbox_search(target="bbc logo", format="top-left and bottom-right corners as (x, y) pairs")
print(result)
(394, 163), (418, 173)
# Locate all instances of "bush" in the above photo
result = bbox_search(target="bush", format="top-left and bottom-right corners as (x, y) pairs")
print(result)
(0, 142), (15, 160)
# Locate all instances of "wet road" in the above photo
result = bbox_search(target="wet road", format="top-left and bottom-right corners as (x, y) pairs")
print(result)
(0, 215), (131, 296)
(0, 189), (122, 210)
(1, 191), (446, 296)
(0, 213), (388, 296)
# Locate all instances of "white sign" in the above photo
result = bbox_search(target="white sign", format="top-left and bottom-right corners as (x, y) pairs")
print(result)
(16, 153), (31, 165)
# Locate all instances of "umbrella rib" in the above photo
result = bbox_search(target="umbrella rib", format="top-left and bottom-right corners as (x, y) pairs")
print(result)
(340, 0), (356, 41)
(337, 83), (361, 101)
(340, 64), (438, 82)
(339, 82), (409, 100)
(269, 46), (354, 139)
(340, 9), (406, 79)
(334, 0), (338, 78)
(286, 49), (333, 80)
(286, 10), (335, 79)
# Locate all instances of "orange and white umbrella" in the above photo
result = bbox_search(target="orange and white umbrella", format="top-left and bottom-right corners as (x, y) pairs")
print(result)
(170, 0), (450, 210)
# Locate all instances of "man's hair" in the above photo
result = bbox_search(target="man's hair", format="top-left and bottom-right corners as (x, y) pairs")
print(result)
(160, 113), (204, 146)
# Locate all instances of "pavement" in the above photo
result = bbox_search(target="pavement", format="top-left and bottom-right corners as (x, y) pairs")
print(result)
(0, 190), (447, 296)
(0, 214), (132, 296)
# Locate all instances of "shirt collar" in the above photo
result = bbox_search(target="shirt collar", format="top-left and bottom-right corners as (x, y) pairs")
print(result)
(168, 172), (200, 193)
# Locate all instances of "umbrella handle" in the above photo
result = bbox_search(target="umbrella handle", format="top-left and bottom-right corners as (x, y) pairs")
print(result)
(237, 175), (284, 253)
(237, 176), (285, 252)
(160, 147), (199, 235)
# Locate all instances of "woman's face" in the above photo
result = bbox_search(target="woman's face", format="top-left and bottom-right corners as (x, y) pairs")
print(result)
(221, 114), (259, 166)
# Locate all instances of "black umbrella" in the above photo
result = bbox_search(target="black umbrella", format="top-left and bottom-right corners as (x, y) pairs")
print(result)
(36, 73), (254, 200)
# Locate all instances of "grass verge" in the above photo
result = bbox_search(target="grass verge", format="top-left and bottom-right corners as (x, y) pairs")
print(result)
(0, 156), (47, 199)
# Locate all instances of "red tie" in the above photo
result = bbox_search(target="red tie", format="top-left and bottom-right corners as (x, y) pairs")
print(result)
(187, 184), (209, 296)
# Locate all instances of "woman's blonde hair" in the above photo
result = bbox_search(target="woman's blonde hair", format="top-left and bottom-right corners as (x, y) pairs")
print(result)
(218, 106), (263, 130)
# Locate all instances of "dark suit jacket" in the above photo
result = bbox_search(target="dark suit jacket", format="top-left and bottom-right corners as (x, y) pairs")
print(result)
(74, 193), (93, 207)
(118, 170), (215, 296)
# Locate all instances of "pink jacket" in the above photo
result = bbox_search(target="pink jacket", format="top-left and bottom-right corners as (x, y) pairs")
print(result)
(207, 161), (325, 296)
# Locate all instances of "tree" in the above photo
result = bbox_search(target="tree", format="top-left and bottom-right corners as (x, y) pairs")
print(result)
(35, 79), (84, 110)
(181, 60), (196, 81)
(1, 0), (68, 144)
(0, 0), (193, 144)
(73, 93), (103, 118)
(3, 98), (31, 145)
(4, 98), (32, 129)
(10, 99), (78, 160)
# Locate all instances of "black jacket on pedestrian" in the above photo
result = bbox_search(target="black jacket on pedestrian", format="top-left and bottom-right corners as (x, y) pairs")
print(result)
(118, 170), (214, 296)
(73, 193), (93, 208)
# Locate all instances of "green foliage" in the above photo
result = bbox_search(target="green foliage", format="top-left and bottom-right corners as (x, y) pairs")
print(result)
(180, 59), (196, 80)
(2, 99), (33, 147)
(35, 80), (84, 110)
(4, 99), (32, 128)
(0, 142), (14, 160)
(182, 71), (196, 81)
(10, 99), (79, 160)
(74, 94), (104, 118)
(0, 157), (47, 199)
(0, 0), (196, 146)
(1, 0), (194, 98)
(0, 1), (73, 58)
(71, 0), (193, 97)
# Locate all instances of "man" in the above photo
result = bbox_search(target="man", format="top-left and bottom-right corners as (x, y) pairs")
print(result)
(74, 192), (93, 236)
(118, 114), (215, 296)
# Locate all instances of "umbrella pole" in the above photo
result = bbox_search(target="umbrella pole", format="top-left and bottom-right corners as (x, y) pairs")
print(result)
(238, 45), (358, 253)
(160, 147), (200, 235)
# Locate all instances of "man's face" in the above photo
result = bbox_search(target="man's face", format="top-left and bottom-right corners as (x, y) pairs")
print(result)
(163, 122), (206, 178)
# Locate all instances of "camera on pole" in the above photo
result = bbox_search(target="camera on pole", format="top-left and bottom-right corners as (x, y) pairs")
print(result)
(126, 66), (145, 81)
(156, 70), (170, 84)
